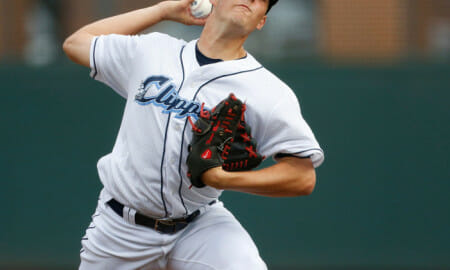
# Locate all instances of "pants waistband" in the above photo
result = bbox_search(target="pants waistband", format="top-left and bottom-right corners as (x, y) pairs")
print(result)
(107, 199), (216, 234)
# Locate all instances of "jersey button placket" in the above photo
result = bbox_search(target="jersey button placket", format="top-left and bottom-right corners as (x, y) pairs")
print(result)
(162, 115), (187, 217)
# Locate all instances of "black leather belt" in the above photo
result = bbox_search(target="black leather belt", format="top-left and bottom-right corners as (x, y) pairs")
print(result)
(107, 199), (216, 234)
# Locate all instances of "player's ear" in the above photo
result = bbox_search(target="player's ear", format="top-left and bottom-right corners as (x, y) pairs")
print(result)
(256, 15), (267, 30)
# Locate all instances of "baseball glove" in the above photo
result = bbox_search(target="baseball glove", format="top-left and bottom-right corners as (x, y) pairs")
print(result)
(186, 94), (264, 188)
(222, 118), (264, 172)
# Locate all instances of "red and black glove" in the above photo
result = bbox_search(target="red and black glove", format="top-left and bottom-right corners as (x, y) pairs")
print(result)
(222, 117), (264, 171)
(186, 94), (264, 188)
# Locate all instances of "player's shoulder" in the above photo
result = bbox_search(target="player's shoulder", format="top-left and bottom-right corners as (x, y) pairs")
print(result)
(243, 56), (291, 91)
(250, 64), (296, 99)
(237, 62), (300, 115)
(139, 32), (186, 43)
(97, 32), (187, 53)
(254, 67), (288, 86)
(136, 32), (187, 49)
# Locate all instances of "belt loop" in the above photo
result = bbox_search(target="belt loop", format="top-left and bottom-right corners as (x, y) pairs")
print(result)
(123, 206), (137, 225)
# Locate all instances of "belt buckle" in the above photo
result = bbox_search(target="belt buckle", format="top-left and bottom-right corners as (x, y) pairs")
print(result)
(154, 218), (176, 231)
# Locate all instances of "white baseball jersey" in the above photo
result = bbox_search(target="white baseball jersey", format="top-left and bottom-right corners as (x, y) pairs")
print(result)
(89, 32), (324, 219)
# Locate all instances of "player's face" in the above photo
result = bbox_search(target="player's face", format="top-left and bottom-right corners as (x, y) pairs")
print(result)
(211, 0), (268, 34)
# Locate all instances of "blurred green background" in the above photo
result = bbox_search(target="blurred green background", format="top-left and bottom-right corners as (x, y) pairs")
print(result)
(1, 0), (450, 269)
(1, 62), (449, 269)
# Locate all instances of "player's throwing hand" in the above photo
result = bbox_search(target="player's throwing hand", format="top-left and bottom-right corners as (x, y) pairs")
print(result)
(161, 0), (209, 26)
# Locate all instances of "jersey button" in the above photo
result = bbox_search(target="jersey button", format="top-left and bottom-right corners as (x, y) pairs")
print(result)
(174, 124), (182, 131)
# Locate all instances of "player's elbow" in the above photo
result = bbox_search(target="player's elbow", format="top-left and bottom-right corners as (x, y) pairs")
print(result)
(293, 168), (316, 196)
(62, 34), (76, 57)
(62, 31), (93, 67)
(63, 34), (82, 58)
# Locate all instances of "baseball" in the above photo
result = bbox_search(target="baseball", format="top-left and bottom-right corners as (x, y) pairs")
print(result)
(190, 0), (212, 18)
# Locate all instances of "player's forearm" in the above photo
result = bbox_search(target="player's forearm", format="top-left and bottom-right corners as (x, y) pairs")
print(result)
(62, 4), (167, 67)
(75, 4), (166, 37)
(63, 1), (207, 67)
(203, 157), (316, 197)
(68, 0), (205, 37)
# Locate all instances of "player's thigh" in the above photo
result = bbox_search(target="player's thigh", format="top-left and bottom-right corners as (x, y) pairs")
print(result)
(167, 204), (267, 270)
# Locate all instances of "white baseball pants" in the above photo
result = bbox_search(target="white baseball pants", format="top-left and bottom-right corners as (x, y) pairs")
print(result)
(79, 192), (267, 270)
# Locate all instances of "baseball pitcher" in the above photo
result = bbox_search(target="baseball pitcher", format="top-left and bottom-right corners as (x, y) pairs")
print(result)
(63, 0), (324, 269)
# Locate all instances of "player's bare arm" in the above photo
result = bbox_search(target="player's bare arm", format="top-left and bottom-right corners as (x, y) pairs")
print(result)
(202, 156), (316, 197)
(63, 0), (207, 67)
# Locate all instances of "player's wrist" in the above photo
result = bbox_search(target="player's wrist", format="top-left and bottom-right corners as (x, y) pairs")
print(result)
(157, 1), (183, 22)
(157, 0), (207, 26)
(154, 1), (175, 21)
(201, 167), (228, 189)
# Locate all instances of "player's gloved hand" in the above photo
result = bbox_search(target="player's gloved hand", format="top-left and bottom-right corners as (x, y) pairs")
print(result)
(186, 94), (264, 188)
(222, 118), (265, 171)
(187, 94), (244, 188)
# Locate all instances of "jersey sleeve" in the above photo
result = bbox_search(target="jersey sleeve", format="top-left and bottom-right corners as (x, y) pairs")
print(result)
(258, 90), (324, 168)
(89, 34), (139, 98)
(89, 32), (184, 98)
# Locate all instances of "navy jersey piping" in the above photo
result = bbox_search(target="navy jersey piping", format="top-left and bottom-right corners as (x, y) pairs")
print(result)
(91, 37), (99, 79)
(160, 45), (187, 218)
(176, 46), (189, 215)
(291, 148), (324, 156)
(177, 65), (264, 214)
(190, 66), (264, 100)
(160, 117), (170, 217)
(275, 148), (323, 159)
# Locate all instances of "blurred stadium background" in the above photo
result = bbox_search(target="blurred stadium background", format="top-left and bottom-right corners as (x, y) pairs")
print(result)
(1, 0), (449, 269)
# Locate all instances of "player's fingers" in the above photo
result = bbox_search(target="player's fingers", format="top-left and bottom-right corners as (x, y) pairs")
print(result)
(181, 0), (196, 9)
(186, 0), (211, 25)
(181, 11), (208, 26)
(189, 16), (208, 26)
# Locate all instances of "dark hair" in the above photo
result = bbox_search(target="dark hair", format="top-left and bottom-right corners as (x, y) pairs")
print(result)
(267, 0), (279, 14)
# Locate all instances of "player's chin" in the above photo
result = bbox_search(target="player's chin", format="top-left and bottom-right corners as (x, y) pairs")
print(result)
(228, 17), (254, 35)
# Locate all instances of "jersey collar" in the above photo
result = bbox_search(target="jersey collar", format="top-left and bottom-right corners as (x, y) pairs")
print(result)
(182, 39), (262, 79)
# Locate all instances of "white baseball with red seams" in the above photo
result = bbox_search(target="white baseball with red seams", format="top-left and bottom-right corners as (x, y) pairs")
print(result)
(190, 0), (212, 18)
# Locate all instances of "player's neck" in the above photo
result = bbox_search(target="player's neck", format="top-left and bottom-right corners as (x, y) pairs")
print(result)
(198, 20), (248, 61)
